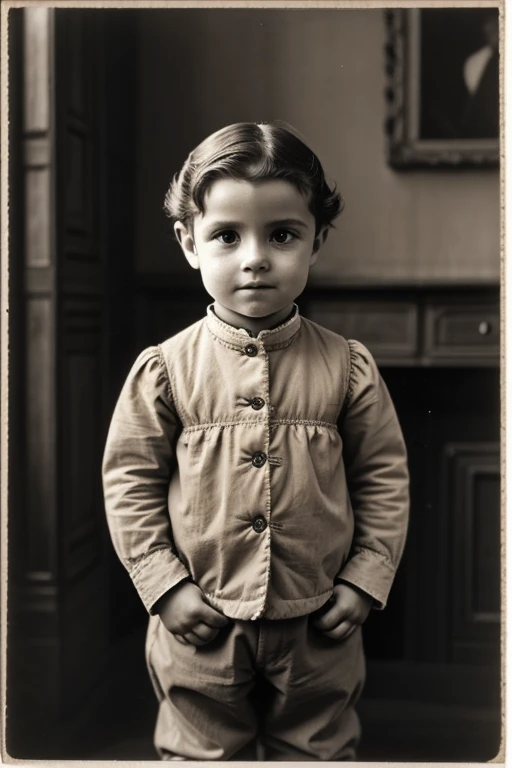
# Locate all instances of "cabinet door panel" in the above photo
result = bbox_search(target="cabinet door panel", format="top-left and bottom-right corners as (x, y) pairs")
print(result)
(444, 443), (501, 663)
(307, 299), (418, 361)
(425, 304), (499, 362)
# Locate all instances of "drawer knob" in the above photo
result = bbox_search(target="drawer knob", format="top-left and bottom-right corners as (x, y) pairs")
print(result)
(478, 321), (492, 336)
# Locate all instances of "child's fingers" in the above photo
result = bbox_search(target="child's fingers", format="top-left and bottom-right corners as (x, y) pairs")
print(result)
(199, 602), (230, 628)
(190, 622), (220, 643)
(321, 620), (357, 642)
(182, 628), (219, 646)
(313, 602), (350, 632)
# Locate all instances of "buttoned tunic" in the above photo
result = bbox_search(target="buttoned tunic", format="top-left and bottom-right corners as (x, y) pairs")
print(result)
(102, 306), (409, 621)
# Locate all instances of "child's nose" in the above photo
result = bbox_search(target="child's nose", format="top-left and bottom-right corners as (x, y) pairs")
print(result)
(240, 242), (270, 271)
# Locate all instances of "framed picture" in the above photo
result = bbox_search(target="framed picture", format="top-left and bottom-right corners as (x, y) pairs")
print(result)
(385, 8), (500, 168)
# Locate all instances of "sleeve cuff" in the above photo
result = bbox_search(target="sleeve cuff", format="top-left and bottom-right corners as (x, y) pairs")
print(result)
(129, 547), (191, 614)
(336, 548), (397, 610)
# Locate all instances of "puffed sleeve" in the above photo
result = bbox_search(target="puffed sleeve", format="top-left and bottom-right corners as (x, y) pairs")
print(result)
(102, 346), (190, 613)
(336, 340), (410, 609)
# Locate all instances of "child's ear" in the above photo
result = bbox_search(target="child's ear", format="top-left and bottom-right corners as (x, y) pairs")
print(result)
(174, 221), (199, 269)
(310, 227), (329, 266)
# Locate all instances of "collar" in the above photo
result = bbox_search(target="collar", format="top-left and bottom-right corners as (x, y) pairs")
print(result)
(205, 304), (302, 351)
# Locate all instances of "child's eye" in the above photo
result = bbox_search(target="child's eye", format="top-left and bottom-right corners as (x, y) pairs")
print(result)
(271, 229), (296, 245)
(215, 230), (239, 245)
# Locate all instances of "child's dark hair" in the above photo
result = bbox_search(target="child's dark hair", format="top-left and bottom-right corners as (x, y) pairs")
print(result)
(164, 121), (344, 235)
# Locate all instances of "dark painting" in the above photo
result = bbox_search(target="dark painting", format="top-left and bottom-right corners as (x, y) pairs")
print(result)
(386, 8), (500, 168)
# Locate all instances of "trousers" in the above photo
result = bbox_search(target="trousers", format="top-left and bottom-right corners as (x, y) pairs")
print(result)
(145, 613), (366, 761)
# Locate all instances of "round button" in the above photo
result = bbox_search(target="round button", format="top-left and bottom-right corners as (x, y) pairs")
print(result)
(250, 397), (265, 410)
(245, 344), (258, 357)
(252, 451), (267, 468)
(252, 516), (267, 534)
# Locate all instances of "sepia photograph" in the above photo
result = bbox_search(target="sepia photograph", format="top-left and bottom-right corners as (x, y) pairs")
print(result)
(1, 1), (503, 765)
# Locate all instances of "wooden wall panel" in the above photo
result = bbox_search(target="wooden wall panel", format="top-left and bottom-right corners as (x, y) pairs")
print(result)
(25, 167), (51, 267)
(424, 303), (500, 363)
(62, 351), (102, 581)
(64, 12), (85, 118)
(65, 128), (92, 235)
(60, 568), (109, 716)
(444, 443), (501, 663)
(308, 299), (418, 361)
(8, 8), (109, 756)
(22, 7), (50, 131)
(26, 298), (56, 580)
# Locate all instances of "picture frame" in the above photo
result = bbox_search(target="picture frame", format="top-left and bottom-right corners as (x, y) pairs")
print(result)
(385, 8), (500, 169)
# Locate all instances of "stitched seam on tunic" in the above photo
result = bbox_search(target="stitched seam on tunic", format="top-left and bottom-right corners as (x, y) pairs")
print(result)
(155, 346), (170, 403)
(206, 321), (301, 353)
(181, 418), (339, 433)
(182, 420), (267, 433)
(207, 312), (256, 345)
(158, 344), (188, 426)
(264, 328), (301, 351)
(261, 344), (273, 617)
(206, 324), (249, 353)
(204, 589), (334, 603)
(271, 418), (338, 428)
(346, 339), (359, 405)
(130, 546), (174, 577)
(351, 546), (395, 570)
(336, 338), (354, 425)
(207, 305), (300, 343)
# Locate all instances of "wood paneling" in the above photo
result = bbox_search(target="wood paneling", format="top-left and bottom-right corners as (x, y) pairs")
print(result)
(25, 168), (52, 267)
(62, 351), (102, 581)
(22, 7), (51, 132)
(307, 299), (418, 360)
(444, 442), (501, 663)
(26, 298), (56, 580)
(8, 8), (109, 757)
(425, 303), (500, 363)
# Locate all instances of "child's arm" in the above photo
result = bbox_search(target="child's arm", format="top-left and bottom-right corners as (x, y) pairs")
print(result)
(338, 340), (409, 606)
(102, 347), (192, 615)
(314, 340), (409, 640)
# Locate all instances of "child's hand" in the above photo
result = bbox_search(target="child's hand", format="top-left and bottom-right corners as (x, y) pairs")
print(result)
(155, 581), (230, 646)
(312, 582), (373, 641)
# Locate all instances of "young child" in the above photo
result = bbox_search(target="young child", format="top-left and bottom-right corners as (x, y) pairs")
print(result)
(102, 121), (409, 762)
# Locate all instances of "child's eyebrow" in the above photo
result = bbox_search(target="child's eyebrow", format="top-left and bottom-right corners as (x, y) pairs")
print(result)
(204, 220), (241, 234)
(267, 218), (309, 230)
(203, 218), (309, 236)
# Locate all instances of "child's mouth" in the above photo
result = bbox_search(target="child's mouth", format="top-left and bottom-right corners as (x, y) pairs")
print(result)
(239, 284), (275, 290)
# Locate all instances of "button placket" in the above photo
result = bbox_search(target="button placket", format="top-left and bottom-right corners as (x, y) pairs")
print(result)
(241, 339), (271, 601)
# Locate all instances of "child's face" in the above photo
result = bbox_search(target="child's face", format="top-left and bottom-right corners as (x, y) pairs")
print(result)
(175, 179), (326, 335)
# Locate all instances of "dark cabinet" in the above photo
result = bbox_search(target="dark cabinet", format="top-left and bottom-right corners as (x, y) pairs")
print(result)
(307, 288), (500, 367)
(305, 285), (501, 761)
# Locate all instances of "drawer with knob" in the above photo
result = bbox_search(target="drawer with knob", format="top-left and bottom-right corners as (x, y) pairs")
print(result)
(424, 303), (500, 364)
(307, 299), (419, 363)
